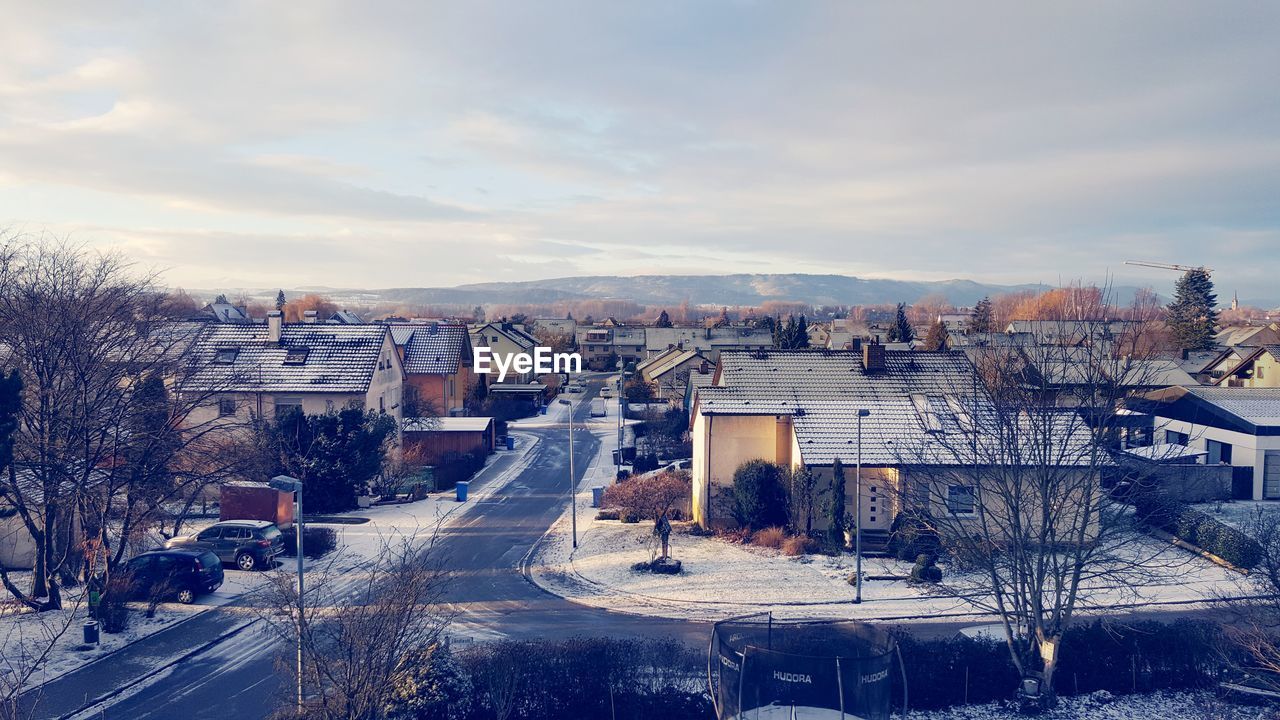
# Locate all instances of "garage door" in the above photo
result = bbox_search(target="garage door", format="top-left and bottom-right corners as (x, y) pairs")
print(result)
(1265, 452), (1280, 499)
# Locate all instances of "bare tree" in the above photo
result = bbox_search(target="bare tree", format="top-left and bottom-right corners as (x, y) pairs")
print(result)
(893, 288), (1183, 702)
(0, 234), (253, 611)
(1218, 506), (1280, 691)
(257, 530), (455, 720)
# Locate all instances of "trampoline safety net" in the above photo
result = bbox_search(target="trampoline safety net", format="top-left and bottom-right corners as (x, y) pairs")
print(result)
(709, 613), (896, 720)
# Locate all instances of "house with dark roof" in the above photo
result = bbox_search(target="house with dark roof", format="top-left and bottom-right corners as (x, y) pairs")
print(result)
(1130, 386), (1280, 500)
(636, 347), (714, 402)
(199, 301), (250, 323)
(470, 322), (539, 383)
(690, 346), (1099, 532)
(181, 311), (405, 427)
(389, 323), (475, 416)
(1207, 345), (1280, 388)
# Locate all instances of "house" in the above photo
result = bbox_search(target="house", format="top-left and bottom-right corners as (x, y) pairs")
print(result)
(199, 301), (250, 324)
(0, 471), (86, 570)
(636, 348), (714, 402)
(402, 416), (496, 464)
(576, 325), (647, 369)
(530, 317), (577, 336)
(182, 311), (405, 426)
(1004, 320), (1140, 346)
(1130, 386), (1280, 501)
(690, 346), (1098, 532)
(328, 309), (364, 324)
(390, 323), (475, 416)
(470, 322), (540, 383)
(1206, 345), (1280, 388)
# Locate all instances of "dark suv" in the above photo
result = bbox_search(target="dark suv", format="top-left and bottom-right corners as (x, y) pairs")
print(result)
(165, 520), (285, 571)
(123, 549), (223, 604)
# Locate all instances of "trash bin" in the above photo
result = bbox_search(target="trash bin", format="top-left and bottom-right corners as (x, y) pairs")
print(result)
(505, 436), (515, 451)
(83, 620), (99, 645)
(456, 481), (469, 502)
(591, 486), (604, 508)
(539, 405), (547, 415)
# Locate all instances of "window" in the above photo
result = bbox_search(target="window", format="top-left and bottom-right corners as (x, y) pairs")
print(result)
(218, 397), (237, 417)
(1207, 439), (1233, 465)
(275, 399), (303, 417)
(1165, 429), (1189, 445)
(197, 528), (221, 541)
(284, 348), (309, 365)
(214, 348), (238, 364)
(911, 394), (942, 433)
(224, 527), (250, 540)
(947, 485), (976, 515)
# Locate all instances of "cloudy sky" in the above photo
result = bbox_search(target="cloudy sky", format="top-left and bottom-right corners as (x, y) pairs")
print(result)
(2, 2), (1278, 300)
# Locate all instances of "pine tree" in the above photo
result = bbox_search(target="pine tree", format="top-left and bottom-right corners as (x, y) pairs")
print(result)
(923, 320), (950, 351)
(275, 289), (286, 311)
(795, 316), (810, 348)
(213, 293), (229, 305)
(1167, 269), (1219, 351)
(968, 296), (994, 334)
(889, 303), (914, 342)
(829, 459), (847, 549)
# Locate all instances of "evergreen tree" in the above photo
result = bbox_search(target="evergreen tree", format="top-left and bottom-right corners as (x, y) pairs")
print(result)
(275, 289), (286, 310)
(655, 310), (673, 328)
(923, 320), (950, 351)
(795, 315), (811, 348)
(1167, 269), (1219, 351)
(828, 459), (847, 549)
(968, 296), (994, 334)
(213, 293), (229, 305)
(889, 303), (914, 342)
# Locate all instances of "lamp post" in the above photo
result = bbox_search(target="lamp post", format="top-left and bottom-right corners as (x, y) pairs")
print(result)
(616, 360), (624, 477)
(269, 475), (305, 714)
(854, 409), (870, 605)
(557, 398), (578, 548)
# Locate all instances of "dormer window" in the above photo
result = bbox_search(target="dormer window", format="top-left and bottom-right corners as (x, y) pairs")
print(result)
(214, 348), (238, 364)
(284, 348), (310, 365)
(911, 393), (943, 433)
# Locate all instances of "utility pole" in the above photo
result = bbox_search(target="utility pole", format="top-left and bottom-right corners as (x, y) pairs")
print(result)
(854, 409), (869, 604)
(269, 475), (305, 713)
(558, 398), (578, 548)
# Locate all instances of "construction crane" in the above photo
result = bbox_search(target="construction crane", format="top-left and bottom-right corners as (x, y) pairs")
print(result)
(1124, 260), (1213, 275)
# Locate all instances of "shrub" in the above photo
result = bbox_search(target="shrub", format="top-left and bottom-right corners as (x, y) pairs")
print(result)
(910, 553), (943, 583)
(889, 512), (941, 561)
(1135, 493), (1263, 569)
(98, 573), (134, 634)
(620, 510), (640, 524)
(730, 460), (789, 530)
(781, 535), (816, 557)
(751, 526), (786, 549)
(281, 526), (339, 558)
(632, 453), (660, 473)
(595, 509), (620, 521)
(601, 472), (690, 521)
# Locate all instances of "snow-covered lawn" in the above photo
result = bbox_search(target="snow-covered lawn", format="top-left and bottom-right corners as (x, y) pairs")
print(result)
(903, 690), (1275, 719)
(530, 459), (1247, 622)
(1196, 499), (1280, 535)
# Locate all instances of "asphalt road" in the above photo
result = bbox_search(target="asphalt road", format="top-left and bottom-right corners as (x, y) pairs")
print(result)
(83, 379), (706, 719)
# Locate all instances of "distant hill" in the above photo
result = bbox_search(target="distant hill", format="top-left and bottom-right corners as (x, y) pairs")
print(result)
(371, 274), (1146, 308)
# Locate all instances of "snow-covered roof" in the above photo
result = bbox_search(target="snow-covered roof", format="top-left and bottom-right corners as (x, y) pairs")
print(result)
(1123, 443), (1207, 463)
(390, 323), (470, 375)
(183, 323), (392, 394)
(402, 416), (493, 433)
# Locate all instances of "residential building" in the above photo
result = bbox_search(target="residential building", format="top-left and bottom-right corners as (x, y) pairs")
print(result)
(530, 317), (577, 336)
(690, 346), (1098, 532)
(199, 300), (250, 324)
(182, 311), (405, 427)
(1131, 386), (1280, 501)
(1206, 345), (1280, 388)
(636, 348), (714, 402)
(470, 322), (539, 383)
(390, 323), (476, 416)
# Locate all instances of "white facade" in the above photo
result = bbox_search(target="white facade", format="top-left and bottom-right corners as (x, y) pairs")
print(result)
(1151, 415), (1280, 500)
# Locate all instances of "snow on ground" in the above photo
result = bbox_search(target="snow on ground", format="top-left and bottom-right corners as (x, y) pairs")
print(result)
(903, 690), (1277, 720)
(529, 427), (1246, 622)
(1196, 499), (1280, 535)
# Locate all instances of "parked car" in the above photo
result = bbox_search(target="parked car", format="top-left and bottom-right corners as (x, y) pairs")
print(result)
(600, 387), (613, 398)
(566, 383), (585, 393)
(165, 519), (285, 571)
(123, 549), (223, 604)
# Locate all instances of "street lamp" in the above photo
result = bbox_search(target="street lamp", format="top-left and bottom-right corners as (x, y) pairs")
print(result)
(269, 474), (305, 714)
(615, 360), (625, 477)
(557, 398), (579, 548)
(853, 409), (870, 605)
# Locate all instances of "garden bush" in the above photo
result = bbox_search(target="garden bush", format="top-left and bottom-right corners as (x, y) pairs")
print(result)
(595, 509), (620, 521)
(889, 512), (941, 561)
(909, 553), (943, 583)
(601, 471), (690, 521)
(751, 526), (786, 549)
(281, 526), (339, 558)
(730, 460), (789, 530)
(781, 535), (817, 556)
(98, 573), (134, 634)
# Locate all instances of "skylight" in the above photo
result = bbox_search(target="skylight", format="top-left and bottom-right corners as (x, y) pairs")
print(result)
(214, 348), (238, 364)
(284, 348), (310, 365)
(911, 393), (943, 433)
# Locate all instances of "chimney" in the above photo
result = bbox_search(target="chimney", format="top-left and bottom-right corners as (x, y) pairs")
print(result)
(267, 310), (283, 344)
(303, 310), (318, 324)
(851, 337), (863, 352)
(699, 360), (710, 374)
(862, 340), (885, 373)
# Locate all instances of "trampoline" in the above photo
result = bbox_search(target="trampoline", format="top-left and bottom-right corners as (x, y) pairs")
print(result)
(709, 613), (902, 720)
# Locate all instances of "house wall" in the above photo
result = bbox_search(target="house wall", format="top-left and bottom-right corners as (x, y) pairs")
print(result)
(406, 362), (474, 416)
(1225, 353), (1280, 388)
(472, 328), (534, 383)
(1152, 415), (1280, 500)
(802, 465), (900, 533)
(901, 466), (1104, 539)
(403, 428), (494, 465)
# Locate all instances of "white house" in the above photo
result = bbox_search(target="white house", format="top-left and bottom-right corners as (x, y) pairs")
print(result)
(1134, 386), (1280, 500)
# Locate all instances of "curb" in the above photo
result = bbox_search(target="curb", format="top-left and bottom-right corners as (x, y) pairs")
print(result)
(53, 617), (261, 720)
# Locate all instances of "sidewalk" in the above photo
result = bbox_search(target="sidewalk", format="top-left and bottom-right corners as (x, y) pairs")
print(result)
(19, 433), (540, 720)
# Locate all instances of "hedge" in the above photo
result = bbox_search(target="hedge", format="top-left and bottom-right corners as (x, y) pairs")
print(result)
(892, 619), (1226, 711)
(1134, 494), (1263, 569)
(432, 448), (488, 491)
(280, 526), (338, 558)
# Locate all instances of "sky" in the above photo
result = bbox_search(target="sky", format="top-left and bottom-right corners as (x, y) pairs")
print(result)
(1, 2), (1278, 302)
